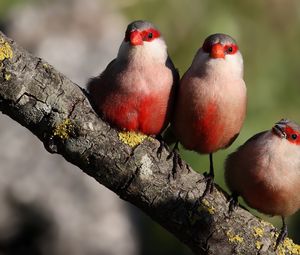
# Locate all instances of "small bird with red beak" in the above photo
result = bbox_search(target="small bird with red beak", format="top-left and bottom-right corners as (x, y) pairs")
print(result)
(225, 119), (300, 248)
(172, 34), (246, 196)
(88, 20), (178, 135)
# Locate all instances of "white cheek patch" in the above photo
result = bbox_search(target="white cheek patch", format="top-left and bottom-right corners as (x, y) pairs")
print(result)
(264, 135), (300, 176)
(191, 48), (244, 79)
(224, 52), (244, 77)
(117, 38), (168, 61)
(141, 38), (168, 62)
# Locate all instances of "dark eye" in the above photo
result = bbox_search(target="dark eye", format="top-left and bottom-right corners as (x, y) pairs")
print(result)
(148, 32), (153, 39)
(291, 134), (298, 140)
(227, 47), (233, 53)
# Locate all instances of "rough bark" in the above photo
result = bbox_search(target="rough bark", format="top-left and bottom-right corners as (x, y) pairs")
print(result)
(0, 31), (299, 255)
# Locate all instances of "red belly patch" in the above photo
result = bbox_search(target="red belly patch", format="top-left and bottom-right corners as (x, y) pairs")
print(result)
(193, 102), (224, 153)
(139, 96), (159, 134)
(101, 94), (166, 135)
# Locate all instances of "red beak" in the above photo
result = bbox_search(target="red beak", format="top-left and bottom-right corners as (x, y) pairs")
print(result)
(210, 43), (225, 59)
(130, 31), (143, 46)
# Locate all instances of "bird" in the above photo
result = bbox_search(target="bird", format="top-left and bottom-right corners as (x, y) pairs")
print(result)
(225, 119), (300, 249)
(172, 33), (246, 197)
(87, 20), (178, 136)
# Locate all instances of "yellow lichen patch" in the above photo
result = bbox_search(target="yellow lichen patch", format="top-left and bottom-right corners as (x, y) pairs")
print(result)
(4, 72), (11, 81)
(226, 230), (244, 244)
(201, 199), (215, 214)
(276, 237), (300, 255)
(255, 241), (263, 250)
(53, 119), (74, 140)
(147, 136), (155, 142)
(0, 38), (13, 61)
(253, 226), (264, 238)
(118, 131), (147, 147)
(259, 219), (273, 228)
(277, 246), (285, 255)
(271, 231), (278, 239)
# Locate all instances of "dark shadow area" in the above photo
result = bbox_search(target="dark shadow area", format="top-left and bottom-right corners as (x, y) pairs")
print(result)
(0, 194), (55, 255)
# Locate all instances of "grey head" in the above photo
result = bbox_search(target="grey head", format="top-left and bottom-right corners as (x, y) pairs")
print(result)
(204, 33), (237, 46)
(123, 20), (161, 45)
(126, 20), (157, 33)
(202, 33), (239, 57)
(272, 118), (300, 140)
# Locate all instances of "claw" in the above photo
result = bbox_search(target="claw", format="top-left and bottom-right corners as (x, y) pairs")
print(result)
(198, 173), (214, 201)
(167, 141), (183, 179)
(156, 135), (165, 159)
(228, 192), (239, 214)
(197, 153), (215, 200)
(275, 217), (288, 250)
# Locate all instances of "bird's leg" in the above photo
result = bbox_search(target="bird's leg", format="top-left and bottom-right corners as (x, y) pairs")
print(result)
(191, 154), (215, 214)
(198, 153), (215, 200)
(275, 216), (288, 250)
(228, 192), (239, 214)
(156, 134), (168, 159)
(167, 141), (183, 179)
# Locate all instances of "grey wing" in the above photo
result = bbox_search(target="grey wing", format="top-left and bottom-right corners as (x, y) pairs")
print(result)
(166, 55), (180, 106)
(166, 56), (180, 87)
(164, 56), (180, 135)
(86, 59), (116, 93)
(243, 131), (268, 146)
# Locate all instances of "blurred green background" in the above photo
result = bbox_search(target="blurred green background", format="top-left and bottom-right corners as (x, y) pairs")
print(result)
(1, 0), (300, 254)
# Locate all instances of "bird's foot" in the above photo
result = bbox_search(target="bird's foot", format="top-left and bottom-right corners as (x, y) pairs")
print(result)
(227, 192), (239, 215)
(156, 134), (168, 159)
(191, 176), (214, 216)
(197, 172), (214, 201)
(191, 173), (215, 216)
(274, 224), (288, 250)
(167, 141), (183, 179)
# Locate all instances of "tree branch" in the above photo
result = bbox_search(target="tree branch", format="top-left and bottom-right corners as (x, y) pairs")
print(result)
(0, 31), (298, 255)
